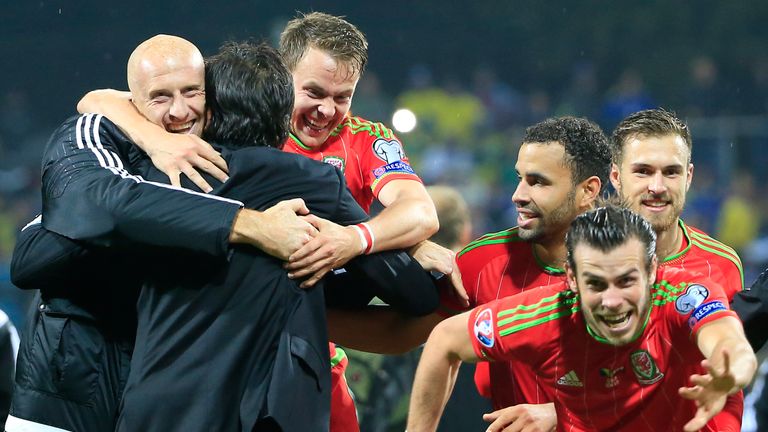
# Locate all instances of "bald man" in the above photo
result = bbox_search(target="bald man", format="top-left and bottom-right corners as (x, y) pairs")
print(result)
(7, 35), (316, 432)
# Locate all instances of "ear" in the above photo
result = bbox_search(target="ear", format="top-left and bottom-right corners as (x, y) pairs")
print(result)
(609, 163), (621, 192)
(685, 163), (694, 192)
(578, 176), (601, 209)
(566, 262), (578, 293)
(648, 255), (659, 286)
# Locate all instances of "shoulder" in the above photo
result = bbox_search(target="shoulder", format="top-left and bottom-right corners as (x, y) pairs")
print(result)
(488, 283), (575, 338)
(228, 147), (339, 181)
(683, 221), (743, 282)
(334, 115), (398, 141)
(458, 227), (526, 261)
(654, 267), (727, 315)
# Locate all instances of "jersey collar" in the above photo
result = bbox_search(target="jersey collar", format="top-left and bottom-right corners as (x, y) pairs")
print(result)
(660, 219), (691, 264)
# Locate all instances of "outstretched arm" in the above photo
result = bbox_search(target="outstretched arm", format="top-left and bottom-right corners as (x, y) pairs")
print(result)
(407, 313), (477, 432)
(78, 89), (227, 191)
(680, 316), (757, 431)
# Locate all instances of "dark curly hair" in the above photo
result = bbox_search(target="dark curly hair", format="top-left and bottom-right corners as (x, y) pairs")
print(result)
(203, 41), (293, 149)
(523, 117), (611, 191)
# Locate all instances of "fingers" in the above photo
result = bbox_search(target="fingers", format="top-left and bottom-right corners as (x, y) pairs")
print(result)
(683, 410), (708, 432)
(280, 198), (310, 215)
(181, 165), (214, 193)
(483, 408), (521, 432)
(166, 170), (182, 188)
(678, 384), (702, 401)
(193, 138), (229, 174)
(299, 267), (331, 289)
(449, 267), (469, 306)
(191, 154), (229, 183)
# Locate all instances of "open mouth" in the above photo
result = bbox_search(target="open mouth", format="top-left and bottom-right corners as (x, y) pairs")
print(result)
(305, 116), (330, 132)
(516, 210), (539, 228)
(640, 199), (670, 212)
(167, 120), (194, 134)
(599, 311), (632, 331)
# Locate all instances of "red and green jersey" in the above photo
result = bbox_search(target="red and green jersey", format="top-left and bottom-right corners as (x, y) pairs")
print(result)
(442, 227), (566, 408)
(467, 266), (738, 432)
(662, 220), (744, 299)
(283, 115), (422, 213)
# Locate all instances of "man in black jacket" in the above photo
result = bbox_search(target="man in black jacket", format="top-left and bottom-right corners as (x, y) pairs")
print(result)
(6, 35), (320, 432)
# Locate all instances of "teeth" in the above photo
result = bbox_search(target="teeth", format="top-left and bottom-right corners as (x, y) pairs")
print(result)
(168, 121), (193, 132)
(306, 117), (328, 130)
(602, 312), (630, 326)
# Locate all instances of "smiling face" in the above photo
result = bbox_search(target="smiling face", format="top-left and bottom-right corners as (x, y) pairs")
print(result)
(568, 237), (657, 346)
(128, 37), (206, 137)
(611, 133), (693, 234)
(512, 142), (581, 243)
(290, 47), (359, 149)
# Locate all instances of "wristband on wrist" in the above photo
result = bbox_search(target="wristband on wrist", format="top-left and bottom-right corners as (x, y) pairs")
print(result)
(356, 222), (375, 254)
(351, 225), (368, 254)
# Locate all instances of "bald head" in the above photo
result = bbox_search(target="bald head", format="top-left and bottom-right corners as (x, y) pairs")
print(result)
(127, 35), (204, 93)
(126, 35), (206, 136)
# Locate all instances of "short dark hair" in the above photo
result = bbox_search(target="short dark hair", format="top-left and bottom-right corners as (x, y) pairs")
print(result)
(279, 12), (368, 78)
(203, 41), (293, 149)
(611, 108), (692, 165)
(566, 205), (656, 273)
(523, 117), (610, 191)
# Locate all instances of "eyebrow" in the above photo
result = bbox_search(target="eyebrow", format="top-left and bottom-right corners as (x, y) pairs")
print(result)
(581, 269), (638, 280)
(629, 162), (684, 171)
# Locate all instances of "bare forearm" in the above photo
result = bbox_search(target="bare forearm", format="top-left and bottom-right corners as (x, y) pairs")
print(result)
(368, 196), (438, 252)
(77, 89), (163, 152)
(407, 335), (461, 431)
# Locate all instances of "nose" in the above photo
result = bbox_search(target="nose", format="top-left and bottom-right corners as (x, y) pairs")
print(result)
(169, 95), (190, 121)
(512, 182), (528, 206)
(601, 287), (624, 310)
(317, 98), (334, 118)
(647, 172), (666, 195)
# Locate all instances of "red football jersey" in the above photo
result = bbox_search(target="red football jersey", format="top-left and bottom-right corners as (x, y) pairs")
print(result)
(445, 228), (567, 408)
(283, 115), (422, 213)
(468, 266), (738, 432)
(662, 220), (744, 300)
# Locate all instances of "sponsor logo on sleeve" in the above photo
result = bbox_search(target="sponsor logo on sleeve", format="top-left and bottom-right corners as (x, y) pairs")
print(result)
(688, 300), (727, 328)
(630, 350), (664, 385)
(473, 308), (495, 348)
(675, 284), (709, 314)
(372, 161), (415, 179)
(322, 156), (345, 171)
(373, 138), (405, 163)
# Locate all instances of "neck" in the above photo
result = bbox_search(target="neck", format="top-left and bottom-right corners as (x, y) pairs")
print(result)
(655, 219), (683, 260)
(532, 238), (567, 270)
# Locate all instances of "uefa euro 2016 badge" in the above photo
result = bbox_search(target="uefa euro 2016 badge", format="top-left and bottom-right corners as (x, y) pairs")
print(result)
(322, 156), (345, 172)
(474, 308), (494, 348)
(630, 349), (664, 385)
(599, 367), (624, 388)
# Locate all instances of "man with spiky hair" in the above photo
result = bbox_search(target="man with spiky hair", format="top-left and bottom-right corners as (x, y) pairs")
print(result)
(408, 205), (757, 432)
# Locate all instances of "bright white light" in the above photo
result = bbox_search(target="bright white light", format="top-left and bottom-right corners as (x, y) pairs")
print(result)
(392, 108), (417, 133)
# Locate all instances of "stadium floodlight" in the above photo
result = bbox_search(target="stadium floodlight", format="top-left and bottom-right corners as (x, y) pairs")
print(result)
(392, 108), (417, 133)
